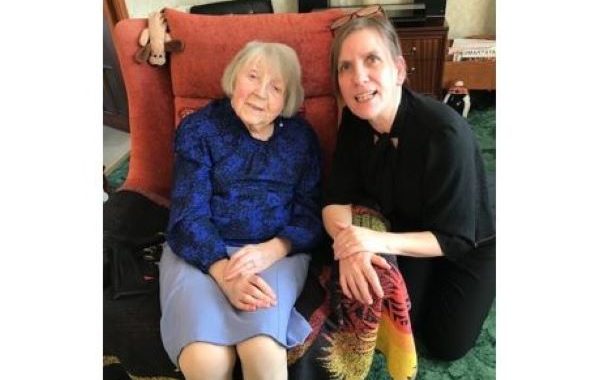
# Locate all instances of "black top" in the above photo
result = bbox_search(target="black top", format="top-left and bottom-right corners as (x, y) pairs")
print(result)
(324, 88), (495, 260)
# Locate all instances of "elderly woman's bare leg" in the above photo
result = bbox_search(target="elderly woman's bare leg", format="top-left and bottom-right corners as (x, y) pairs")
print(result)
(237, 336), (287, 380)
(178, 342), (236, 380)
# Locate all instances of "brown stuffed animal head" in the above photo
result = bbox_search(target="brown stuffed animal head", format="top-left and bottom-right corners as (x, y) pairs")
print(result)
(148, 50), (166, 66)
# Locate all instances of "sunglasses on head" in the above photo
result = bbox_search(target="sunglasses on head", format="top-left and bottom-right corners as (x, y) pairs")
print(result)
(330, 5), (385, 31)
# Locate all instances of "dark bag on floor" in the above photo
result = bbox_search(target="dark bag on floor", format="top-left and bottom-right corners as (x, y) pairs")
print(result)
(109, 234), (165, 300)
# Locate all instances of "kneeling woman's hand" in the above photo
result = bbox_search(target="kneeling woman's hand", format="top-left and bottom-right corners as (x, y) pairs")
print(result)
(339, 252), (391, 305)
(333, 222), (390, 260)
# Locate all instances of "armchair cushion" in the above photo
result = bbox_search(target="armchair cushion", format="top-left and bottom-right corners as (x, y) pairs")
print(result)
(165, 8), (339, 102)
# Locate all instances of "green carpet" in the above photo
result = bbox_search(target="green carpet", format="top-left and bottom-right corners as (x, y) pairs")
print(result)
(470, 107), (496, 173)
(107, 105), (496, 379)
(107, 157), (129, 191)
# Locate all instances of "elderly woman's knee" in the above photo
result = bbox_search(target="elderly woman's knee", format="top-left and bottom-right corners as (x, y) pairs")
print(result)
(236, 336), (287, 379)
(236, 335), (285, 362)
(179, 342), (236, 379)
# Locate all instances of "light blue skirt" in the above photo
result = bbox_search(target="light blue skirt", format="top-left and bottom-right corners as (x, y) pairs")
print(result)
(159, 244), (312, 366)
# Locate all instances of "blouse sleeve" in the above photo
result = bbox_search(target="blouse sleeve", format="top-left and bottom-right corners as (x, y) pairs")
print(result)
(324, 109), (362, 206)
(278, 127), (324, 253)
(422, 122), (478, 260)
(166, 117), (228, 273)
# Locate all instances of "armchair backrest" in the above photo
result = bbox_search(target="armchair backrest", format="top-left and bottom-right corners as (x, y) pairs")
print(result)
(113, 8), (343, 206)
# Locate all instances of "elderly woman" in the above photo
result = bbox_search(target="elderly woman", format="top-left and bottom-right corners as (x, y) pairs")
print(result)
(159, 41), (322, 380)
(323, 7), (495, 361)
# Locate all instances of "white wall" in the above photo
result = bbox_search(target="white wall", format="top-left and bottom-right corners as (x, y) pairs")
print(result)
(446, 0), (495, 39)
(125, 0), (495, 38)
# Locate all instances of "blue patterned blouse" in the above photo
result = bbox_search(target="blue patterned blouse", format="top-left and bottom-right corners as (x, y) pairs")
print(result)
(166, 98), (324, 273)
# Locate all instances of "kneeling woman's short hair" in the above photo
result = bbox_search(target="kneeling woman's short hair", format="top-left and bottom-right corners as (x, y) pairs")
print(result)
(221, 41), (304, 118)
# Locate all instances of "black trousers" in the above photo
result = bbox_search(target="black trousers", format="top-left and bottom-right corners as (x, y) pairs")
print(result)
(397, 241), (495, 360)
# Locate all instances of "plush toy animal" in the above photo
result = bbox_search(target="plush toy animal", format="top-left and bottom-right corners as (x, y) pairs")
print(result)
(135, 10), (184, 66)
(443, 79), (471, 118)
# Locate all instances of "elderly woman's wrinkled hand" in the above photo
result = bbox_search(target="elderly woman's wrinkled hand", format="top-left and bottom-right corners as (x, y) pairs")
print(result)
(223, 242), (283, 281)
(339, 251), (391, 305)
(333, 222), (389, 260)
(219, 272), (278, 312)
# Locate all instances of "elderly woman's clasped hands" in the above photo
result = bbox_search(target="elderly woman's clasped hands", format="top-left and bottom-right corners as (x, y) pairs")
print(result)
(219, 239), (289, 311)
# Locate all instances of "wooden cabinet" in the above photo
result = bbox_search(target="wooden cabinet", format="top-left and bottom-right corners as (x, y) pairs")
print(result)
(442, 60), (496, 90)
(395, 20), (448, 98)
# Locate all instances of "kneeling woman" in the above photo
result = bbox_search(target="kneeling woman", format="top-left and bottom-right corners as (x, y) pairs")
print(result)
(159, 41), (323, 380)
(324, 10), (495, 361)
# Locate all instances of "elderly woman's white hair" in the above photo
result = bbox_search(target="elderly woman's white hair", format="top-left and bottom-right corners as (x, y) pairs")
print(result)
(221, 41), (304, 118)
